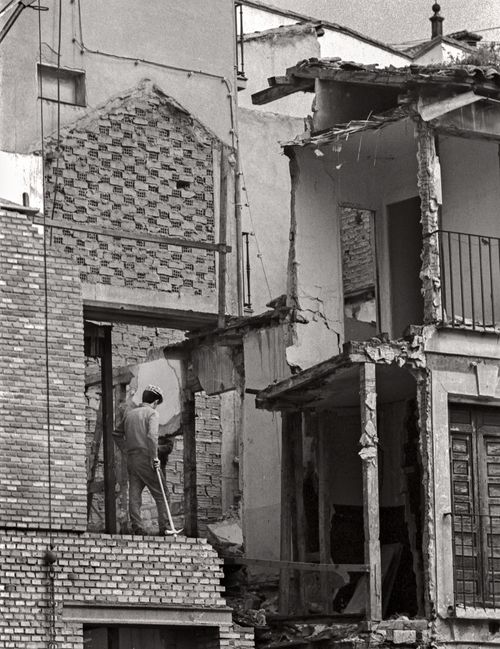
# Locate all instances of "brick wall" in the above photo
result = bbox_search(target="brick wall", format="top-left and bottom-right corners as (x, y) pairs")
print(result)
(340, 206), (375, 296)
(0, 209), (253, 648)
(0, 208), (87, 531)
(0, 530), (253, 649)
(44, 81), (219, 301)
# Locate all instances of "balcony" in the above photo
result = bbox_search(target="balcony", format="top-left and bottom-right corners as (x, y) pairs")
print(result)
(438, 230), (500, 332)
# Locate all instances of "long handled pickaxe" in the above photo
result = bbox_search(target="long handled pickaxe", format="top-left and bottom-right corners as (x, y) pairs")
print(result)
(155, 466), (183, 536)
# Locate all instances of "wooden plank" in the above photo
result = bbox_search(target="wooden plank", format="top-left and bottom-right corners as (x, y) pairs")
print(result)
(86, 397), (103, 520)
(316, 414), (333, 613)
(218, 147), (229, 329)
(256, 354), (352, 410)
(223, 557), (366, 576)
(293, 413), (307, 611)
(359, 362), (382, 621)
(417, 90), (481, 122)
(251, 78), (314, 106)
(32, 216), (231, 253)
(181, 358), (198, 538)
(280, 412), (294, 614)
(101, 325), (117, 534)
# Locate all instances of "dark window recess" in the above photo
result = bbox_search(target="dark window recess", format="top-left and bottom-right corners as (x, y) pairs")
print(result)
(38, 63), (86, 107)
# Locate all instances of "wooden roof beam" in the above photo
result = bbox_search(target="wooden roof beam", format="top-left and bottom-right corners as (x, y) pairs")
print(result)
(251, 77), (314, 105)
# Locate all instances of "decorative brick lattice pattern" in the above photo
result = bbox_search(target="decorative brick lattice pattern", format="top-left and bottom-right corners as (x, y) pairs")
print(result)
(44, 83), (218, 298)
(0, 209), (87, 531)
(340, 206), (375, 296)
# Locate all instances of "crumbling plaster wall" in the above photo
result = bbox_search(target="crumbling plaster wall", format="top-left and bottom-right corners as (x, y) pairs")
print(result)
(0, 0), (236, 151)
(286, 119), (419, 365)
(238, 107), (306, 313)
(286, 146), (344, 370)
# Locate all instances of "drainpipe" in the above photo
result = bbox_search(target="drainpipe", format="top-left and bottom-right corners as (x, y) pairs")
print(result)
(235, 151), (244, 317)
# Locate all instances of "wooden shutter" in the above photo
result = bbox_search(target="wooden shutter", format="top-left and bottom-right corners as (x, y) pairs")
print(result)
(450, 405), (500, 607)
(477, 409), (500, 605)
(449, 405), (482, 606)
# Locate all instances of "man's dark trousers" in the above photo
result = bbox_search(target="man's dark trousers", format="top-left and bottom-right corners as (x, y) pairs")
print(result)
(127, 449), (168, 534)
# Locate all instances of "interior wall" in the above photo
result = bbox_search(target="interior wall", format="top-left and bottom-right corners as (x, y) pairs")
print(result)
(439, 136), (500, 325)
(287, 146), (344, 369)
(242, 325), (290, 562)
(331, 118), (419, 337)
(439, 136), (500, 238)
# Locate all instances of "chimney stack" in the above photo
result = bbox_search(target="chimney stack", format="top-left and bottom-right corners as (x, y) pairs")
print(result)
(430, 3), (444, 39)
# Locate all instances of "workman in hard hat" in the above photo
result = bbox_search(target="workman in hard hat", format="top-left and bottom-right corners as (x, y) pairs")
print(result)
(114, 384), (169, 535)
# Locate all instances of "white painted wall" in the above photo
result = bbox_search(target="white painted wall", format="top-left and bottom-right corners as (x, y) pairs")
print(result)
(0, 0), (236, 151)
(238, 107), (306, 313)
(0, 151), (43, 210)
(413, 41), (468, 65)
(319, 29), (409, 67)
(239, 25), (318, 117)
(242, 5), (297, 34)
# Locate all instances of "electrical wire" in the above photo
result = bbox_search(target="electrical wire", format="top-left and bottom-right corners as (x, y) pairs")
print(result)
(238, 163), (273, 301)
(38, 0), (62, 646)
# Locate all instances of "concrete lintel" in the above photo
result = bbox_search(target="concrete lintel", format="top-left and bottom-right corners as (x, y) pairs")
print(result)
(62, 605), (232, 627)
(451, 606), (500, 620)
(424, 327), (500, 360)
(83, 292), (219, 330)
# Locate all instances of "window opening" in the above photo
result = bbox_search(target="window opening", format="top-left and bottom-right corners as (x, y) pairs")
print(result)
(38, 63), (86, 107)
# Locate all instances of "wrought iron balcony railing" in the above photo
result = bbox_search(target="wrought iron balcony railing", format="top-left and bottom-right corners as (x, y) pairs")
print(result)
(438, 230), (500, 331)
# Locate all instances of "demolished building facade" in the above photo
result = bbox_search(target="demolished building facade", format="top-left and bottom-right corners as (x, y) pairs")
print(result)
(251, 57), (500, 646)
(4, 0), (500, 647)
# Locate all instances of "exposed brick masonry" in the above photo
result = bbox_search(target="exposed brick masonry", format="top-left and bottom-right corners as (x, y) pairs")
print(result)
(0, 209), (87, 531)
(340, 206), (375, 296)
(0, 209), (253, 648)
(0, 530), (249, 649)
